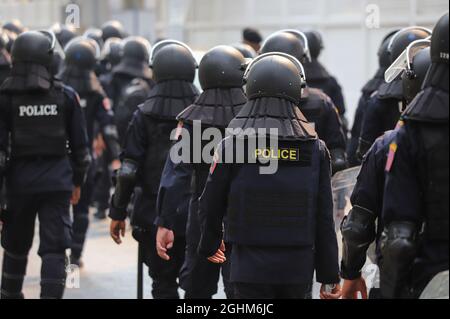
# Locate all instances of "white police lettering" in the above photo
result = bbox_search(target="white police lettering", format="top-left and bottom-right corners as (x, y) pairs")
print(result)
(19, 105), (58, 117)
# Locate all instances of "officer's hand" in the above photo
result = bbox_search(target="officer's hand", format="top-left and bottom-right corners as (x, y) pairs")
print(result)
(341, 277), (368, 299)
(320, 284), (342, 299)
(156, 227), (175, 261)
(207, 241), (226, 264)
(111, 159), (121, 171)
(110, 220), (126, 245)
(71, 186), (81, 205)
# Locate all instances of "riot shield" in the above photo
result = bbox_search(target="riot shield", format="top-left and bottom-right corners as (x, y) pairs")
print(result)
(420, 271), (449, 299)
(331, 166), (361, 233)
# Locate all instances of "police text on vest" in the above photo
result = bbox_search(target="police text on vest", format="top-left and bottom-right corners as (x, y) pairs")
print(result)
(19, 105), (58, 117)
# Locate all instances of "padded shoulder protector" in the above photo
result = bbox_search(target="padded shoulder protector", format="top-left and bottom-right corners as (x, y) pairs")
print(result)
(177, 88), (247, 128)
(140, 80), (199, 120)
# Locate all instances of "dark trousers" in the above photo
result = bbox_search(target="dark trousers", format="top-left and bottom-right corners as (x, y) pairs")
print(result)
(133, 194), (186, 299)
(234, 282), (311, 299)
(71, 163), (95, 260)
(92, 154), (112, 211)
(1, 192), (71, 299)
(180, 204), (233, 299)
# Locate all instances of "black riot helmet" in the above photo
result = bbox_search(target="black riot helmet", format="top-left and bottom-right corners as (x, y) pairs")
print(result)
(122, 36), (151, 63)
(260, 32), (306, 63)
(101, 20), (125, 41)
(50, 23), (77, 49)
(305, 30), (323, 60)
(388, 26), (432, 63)
(199, 45), (246, 90)
(2, 20), (25, 35)
(243, 52), (306, 105)
(84, 28), (104, 49)
(64, 37), (99, 70)
(231, 43), (257, 58)
(11, 30), (55, 67)
(150, 40), (197, 83)
(431, 12), (449, 65)
(402, 45), (432, 105)
(101, 37), (123, 66)
(378, 30), (400, 68)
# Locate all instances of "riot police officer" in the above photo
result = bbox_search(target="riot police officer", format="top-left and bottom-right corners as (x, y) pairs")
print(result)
(347, 30), (399, 167)
(197, 52), (341, 299)
(340, 44), (431, 299)
(380, 13), (449, 299)
(101, 20), (125, 42)
(155, 45), (247, 299)
(0, 31), (90, 299)
(242, 27), (262, 52)
(231, 43), (257, 59)
(260, 31), (347, 173)
(2, 20), (25, 36)
(59, 37), (121, 266)
(103, 36), (154, 143)
(0, 29), (11, 85)
(97, 37), (123, 78)
(303, 30), (346, 117)
(109, 40), (199, 299)
(357, 26), (432, 159)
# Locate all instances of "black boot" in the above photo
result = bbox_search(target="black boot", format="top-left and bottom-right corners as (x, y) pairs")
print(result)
(1, 251), (28, 299)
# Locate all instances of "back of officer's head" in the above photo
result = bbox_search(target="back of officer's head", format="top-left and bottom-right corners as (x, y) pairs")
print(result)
(11, 31), (54, 68)
(51, 23), (77, 49)
(244, 54), (304, 105)
(122, 36), (151, 63)
(199, 45), (245, 90)
(431, 12), (449, 65)
(260, 32), (306, 63)
(101, 37), (123, 66)
(402, 47), (432, 104)
(389, 27), (431, 63)
(101, 20), (125, 41)
(378, 30), (400, 68)
(151, 41), (197, 83)
(305, 30), (323, 60)
(243, 28), (262, 45)
(64, 37), (98, 70)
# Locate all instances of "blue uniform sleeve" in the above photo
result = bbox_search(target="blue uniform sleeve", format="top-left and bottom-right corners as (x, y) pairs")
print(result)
(64, 88), (91, 186)
(323, 98), (346, 151)
(358, 96), (383, 158)
(0, 95), (9, 156)
(198, 140), (233, 258)
(94, 93), (121, 160)
(155, 151), (193, 231)
(121, 110), (148, 164)
(329, 77), (346, 116)
(382, 126), (422, 225)
(315, 141), (340, 284)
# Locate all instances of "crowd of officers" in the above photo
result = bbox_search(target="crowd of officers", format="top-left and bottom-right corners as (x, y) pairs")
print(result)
(0, 12), (448, 299)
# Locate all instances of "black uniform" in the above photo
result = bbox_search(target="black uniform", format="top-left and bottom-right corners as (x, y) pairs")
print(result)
(341, 129), (400, 282)
(300, 87), (347, 173)
(156, 45), (248, 299)
(357, 27), (431, 160)
(59, 38), (121, 264)
(0, 31), (90, 299)
(110, 41), (199, 299)
(0, 32), (11, 85)
(381, 56), (449, 298)
(260, 31), (347, 173)
(198, 53), (340, 299)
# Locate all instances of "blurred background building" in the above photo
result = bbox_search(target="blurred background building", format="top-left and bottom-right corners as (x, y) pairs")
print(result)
(1, 0), (448, 121)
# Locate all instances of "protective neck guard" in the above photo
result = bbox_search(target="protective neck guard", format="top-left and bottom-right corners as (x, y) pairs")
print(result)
(303, 59), (330, 81)
(228, 97), (318, 141)
(0, 50), (11, 67)
(0, 62), (52, 92)
(377, 77), (403, 100)
(402, 63), (449, 123)
(60, 66), (104, 95)
(112, 57), (153, 81)
(362, 67), (387, 96)
(140, 80), (199, 121)
(177, 88), (247, 128)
